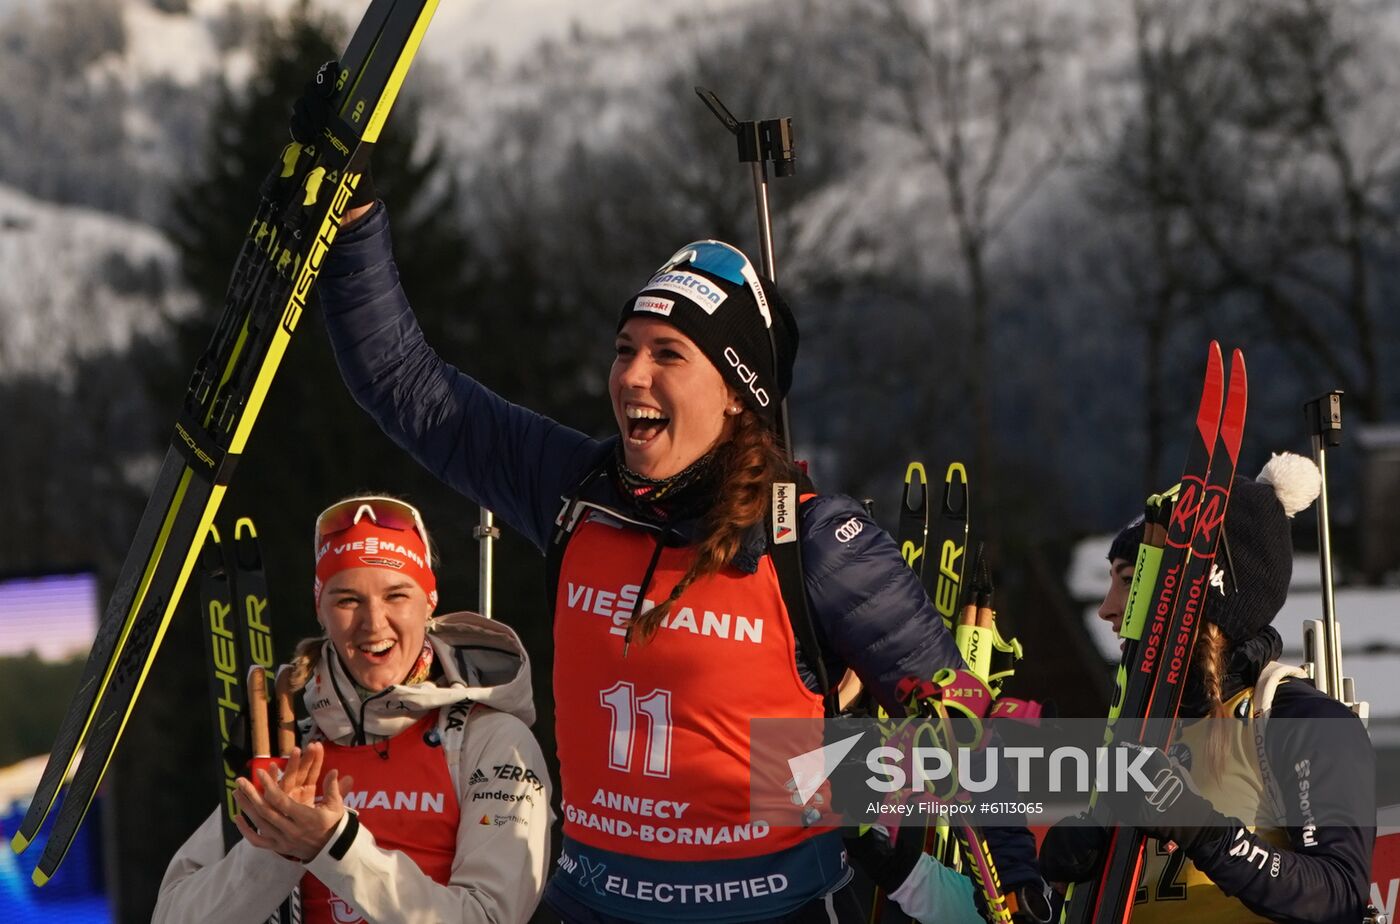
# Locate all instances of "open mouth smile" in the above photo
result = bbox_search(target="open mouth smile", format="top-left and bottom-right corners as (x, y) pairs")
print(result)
(624, 404), (671, 447)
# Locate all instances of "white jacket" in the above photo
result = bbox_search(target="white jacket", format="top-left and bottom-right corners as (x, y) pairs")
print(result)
(153, 612), (552, 924)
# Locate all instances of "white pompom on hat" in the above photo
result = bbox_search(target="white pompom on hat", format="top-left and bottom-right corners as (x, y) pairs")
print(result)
(1256, 451), (1323, 518)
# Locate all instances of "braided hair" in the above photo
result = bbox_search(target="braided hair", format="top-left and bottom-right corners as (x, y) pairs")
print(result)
(627, 409), (790, 643)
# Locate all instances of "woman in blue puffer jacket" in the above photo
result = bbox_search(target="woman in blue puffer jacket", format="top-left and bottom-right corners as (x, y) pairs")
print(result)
(315, 196), (1042, 923)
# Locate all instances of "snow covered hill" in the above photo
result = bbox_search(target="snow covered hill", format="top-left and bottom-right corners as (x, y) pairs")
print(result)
(0, 183), (194, 382)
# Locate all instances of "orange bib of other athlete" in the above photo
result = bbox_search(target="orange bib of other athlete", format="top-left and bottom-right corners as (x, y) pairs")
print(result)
(300, 712), (459, 924)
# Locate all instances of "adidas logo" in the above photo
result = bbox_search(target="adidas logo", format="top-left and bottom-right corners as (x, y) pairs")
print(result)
(469, 768), (489, 786)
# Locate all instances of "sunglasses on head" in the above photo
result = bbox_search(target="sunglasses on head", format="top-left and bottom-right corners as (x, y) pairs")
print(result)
(657, 240), (772, 329)
(314, 495), (433, 567)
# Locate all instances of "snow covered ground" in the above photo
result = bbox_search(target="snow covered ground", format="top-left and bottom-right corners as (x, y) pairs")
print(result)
(1069, 534), (1400, 740)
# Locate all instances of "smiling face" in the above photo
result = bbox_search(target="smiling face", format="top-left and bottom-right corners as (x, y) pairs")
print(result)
(1097, 558), (1136, 640)
(317, 566), (433, 692)
(609, 316), (742, 479)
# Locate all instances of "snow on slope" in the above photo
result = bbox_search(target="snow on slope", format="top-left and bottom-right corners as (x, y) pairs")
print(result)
(0, 183), (195, 382)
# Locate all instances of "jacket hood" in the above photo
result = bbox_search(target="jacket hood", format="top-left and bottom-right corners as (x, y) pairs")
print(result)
(304, 610), (536, 744)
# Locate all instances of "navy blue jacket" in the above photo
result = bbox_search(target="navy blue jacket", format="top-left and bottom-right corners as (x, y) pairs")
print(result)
(1188, 679), (1375, 924)
(317, 202), (1040, 889)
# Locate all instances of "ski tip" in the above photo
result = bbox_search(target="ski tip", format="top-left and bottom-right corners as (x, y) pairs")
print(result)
(234, 517), (257, 540)
(903, 461), (927, 484)
(1221, 349), (1248, 457)
(1196, 342), (1227, 444)
(10, 831), (30, 854)
(31, 866), (49, 887)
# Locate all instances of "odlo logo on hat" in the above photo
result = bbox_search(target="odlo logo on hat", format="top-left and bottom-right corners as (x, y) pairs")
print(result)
(724, 346), (770, 407)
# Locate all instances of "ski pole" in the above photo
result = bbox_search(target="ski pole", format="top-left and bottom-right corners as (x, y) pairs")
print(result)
(475, 508), (500, 618)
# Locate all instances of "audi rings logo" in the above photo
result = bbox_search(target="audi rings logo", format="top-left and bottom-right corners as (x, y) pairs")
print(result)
(835, 517), (864, 543)
(724, 346), (770, 407)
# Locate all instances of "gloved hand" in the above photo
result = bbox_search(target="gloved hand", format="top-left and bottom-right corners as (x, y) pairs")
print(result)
(289, 59), (340, 145)
(844, 824), (922, 893)
(1101, 742), (1231, 856)
(824, 738), (879, 825)
(288, 59), (376, 210)
(845, 826), (982, 924)
(1038, 813), (1108, 886)
(892, 851), (982, 924)
(1009, 879), (1055, 923)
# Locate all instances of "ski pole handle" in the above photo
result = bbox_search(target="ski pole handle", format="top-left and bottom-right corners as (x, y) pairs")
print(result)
(248, 665), (270, 758)
(246, 665), (287, 791)
(274, 665), (297, 757)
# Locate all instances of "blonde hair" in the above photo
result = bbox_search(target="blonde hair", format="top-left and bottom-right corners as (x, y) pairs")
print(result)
(282, 636), (322, 697)
(628, 410), (789, 643)
(1194, 622), (1233, 777)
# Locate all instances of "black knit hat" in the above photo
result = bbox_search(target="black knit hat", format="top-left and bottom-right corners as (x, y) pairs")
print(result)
(618, 240), (799, 427)
(1205, 452), (1321, 643)
(1107, 515), (1146, 565)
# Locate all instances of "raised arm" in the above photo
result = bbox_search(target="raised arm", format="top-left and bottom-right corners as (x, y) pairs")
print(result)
(318, 202), (610, 550)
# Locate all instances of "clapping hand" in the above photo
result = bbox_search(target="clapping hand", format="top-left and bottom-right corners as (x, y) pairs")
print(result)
(233, 742), (354, 862)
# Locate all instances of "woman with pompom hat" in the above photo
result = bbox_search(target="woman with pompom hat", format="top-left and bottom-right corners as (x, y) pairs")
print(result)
(1040, 452), (1376, 922)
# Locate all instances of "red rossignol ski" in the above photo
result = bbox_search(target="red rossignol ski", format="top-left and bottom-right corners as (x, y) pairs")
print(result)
(1097, 347), (1247, 922)
(1062, 343), (1248, 923)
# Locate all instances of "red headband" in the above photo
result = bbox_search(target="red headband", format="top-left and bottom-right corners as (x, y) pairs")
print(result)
(314, 518), (437, 607)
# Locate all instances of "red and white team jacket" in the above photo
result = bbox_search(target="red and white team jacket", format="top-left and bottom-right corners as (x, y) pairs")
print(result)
(153, 612), (552, 924)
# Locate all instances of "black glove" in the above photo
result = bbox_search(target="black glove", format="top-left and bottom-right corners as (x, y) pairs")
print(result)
(1038, 814), (1108, 885)
(1010, 879), (1055, 923)
(289, 59), (376, 210)
(1101, 742), (1230, 856)
(289, 59), (339, 145)
(844, 823), (923, 893)
(824, 735), (878, 824)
